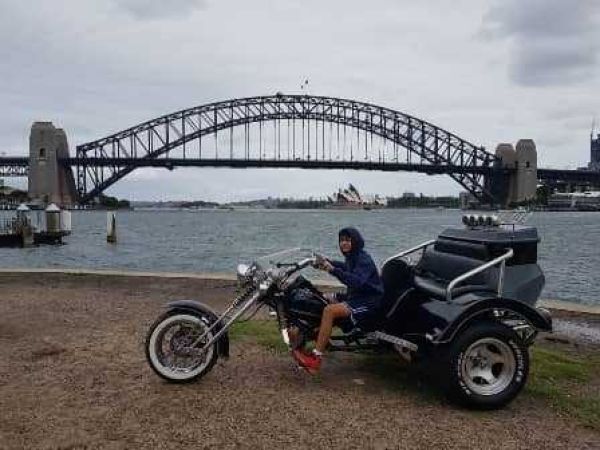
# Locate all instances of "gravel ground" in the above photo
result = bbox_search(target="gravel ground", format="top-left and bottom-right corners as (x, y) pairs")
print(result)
(0, 273), (598, 449)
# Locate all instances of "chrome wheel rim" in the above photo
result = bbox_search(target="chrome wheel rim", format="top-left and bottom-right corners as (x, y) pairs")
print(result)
(148, 314), (214, 381)
(461, 337), (516, 396)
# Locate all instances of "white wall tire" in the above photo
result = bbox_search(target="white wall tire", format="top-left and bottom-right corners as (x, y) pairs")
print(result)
(145, 312), (218, 383)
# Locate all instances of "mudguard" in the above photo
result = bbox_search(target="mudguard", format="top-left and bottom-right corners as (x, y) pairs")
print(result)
(415, 295), (552, 344)
(166, 300), (230, 358)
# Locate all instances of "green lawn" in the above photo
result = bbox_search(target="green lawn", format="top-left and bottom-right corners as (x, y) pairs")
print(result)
(229, 320), (600, 430)
(527, 347), (600, 430)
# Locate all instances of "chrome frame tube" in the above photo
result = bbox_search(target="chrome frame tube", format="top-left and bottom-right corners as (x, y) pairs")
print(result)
(446, 248), (514, 301)
(380, 239), (436, 269)
(191, 291), (262, 349)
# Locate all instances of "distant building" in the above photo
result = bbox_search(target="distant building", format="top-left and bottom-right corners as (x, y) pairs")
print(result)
(402, 192), (416, 198)
(330, 184), (386, 208)
(548, 191), (600, 211)
(589, 133), (600, 171)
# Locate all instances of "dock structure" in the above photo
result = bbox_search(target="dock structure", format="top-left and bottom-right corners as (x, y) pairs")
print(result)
(0, 203), (71, 247)
(0, 215), (32, 247)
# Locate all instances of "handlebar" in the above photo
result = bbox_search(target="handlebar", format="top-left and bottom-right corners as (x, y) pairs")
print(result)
(274, 257), (316, 276)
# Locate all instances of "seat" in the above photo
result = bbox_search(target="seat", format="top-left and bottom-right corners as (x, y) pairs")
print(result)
(413, 246), (497, 300)
(380, 258), (414, 317)
(413, 275), (493, 300)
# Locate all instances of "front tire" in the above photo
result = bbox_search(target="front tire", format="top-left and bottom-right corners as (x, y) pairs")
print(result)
(440, 322), (529, 409)
(145, 311), (218, 383)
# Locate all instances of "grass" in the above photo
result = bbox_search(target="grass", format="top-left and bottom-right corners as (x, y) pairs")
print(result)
(228, 320), (600, 429)
(526, 347), (600, 430)
(229, 320), (288, 353)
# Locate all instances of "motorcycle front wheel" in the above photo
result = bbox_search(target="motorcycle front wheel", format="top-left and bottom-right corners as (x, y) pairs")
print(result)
(145, 311), (218, 383)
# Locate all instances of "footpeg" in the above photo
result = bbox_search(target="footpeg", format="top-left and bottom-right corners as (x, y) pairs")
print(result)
(373, 331), (418, 352)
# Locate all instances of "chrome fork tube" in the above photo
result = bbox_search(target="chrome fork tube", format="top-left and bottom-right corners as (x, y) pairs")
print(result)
(191, 292), (261, 351)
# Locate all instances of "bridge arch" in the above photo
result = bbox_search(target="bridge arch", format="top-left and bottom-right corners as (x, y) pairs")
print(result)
(75, 95), (498, 203)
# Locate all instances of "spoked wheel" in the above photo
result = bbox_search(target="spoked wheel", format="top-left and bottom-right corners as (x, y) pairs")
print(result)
(440, 322), (529, 409)
(145, 312), (218, 383)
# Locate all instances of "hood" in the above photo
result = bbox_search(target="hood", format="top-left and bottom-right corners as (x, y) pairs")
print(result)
(338, 227), (365, 255)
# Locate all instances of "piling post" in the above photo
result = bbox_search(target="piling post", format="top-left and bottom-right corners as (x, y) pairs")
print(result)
(107, 212), (117, 243)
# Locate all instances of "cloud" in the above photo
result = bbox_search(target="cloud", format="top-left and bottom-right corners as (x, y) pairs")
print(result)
(481, 0), (600, 86)
(112, 0), (206, 19)
(1, 0), (599, 199)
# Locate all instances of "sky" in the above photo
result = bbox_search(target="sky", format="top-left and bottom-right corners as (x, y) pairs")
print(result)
(1, 0), (599, 202)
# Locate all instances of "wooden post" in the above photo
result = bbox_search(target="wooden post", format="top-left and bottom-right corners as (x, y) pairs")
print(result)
(107, 212), (117, 243)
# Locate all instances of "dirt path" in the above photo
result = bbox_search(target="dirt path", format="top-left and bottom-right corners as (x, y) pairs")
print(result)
(0, 273), (598, 449)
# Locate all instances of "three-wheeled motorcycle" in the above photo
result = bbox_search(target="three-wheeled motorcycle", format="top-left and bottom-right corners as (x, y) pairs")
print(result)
(145, 216), (552, 409)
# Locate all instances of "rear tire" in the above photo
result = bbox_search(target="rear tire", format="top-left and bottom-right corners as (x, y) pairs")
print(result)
(145, 311), (218, 383)
(439, 322), (529, 409)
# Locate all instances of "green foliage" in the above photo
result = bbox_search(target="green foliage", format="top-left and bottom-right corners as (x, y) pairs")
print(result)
(99, 194), (130, 209)
(386, 195), (459, 208)
(536, 185), (550, 206)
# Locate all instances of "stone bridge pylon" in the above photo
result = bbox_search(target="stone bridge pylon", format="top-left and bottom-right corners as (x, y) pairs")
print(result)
(494, 139), (538, 205)
(28, 122), (77, 207)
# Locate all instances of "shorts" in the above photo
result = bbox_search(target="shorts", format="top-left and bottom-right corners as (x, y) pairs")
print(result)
(340, 295), (380, 330)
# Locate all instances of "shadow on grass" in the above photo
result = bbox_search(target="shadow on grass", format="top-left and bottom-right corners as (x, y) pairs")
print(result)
(352, 352), (444, 405)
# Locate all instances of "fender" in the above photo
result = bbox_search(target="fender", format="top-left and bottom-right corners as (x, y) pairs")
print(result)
(432, 296), (552, 344)
(166, 300), (229, 358)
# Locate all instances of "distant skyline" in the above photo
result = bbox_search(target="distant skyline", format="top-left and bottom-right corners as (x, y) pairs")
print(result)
(1, 0), (599, 201)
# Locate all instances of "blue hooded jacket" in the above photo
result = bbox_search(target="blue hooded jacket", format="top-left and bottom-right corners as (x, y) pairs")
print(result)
(329, 227), (384, 304)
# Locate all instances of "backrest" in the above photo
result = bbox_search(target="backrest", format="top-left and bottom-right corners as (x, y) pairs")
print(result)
(416, 245), (496, 286)
(381, 258), (413, 298)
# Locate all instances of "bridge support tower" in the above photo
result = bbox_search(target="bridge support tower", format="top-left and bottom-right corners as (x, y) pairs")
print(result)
(28, 122), (77, 207)
(494, 139), (538, 206)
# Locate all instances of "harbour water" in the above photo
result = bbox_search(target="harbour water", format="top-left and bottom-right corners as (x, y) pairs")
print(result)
(0, 208), (598, 306)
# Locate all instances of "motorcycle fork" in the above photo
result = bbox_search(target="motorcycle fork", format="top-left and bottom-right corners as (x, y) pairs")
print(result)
(190, 291), (261, 351)
(274, 298), (291, 348)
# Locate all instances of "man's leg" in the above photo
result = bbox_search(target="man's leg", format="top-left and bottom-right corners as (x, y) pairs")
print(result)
(292, 303), (350, 374)
(287, 326), (303, 350)
(315, 303), (351, 353)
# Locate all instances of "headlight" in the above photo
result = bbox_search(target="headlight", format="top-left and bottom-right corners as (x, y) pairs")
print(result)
(237, 264), (250, 278)
(237, 263), (253, 286)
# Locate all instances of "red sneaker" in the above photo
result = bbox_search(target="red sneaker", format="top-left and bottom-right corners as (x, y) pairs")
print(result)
(292, 349), (322, 375)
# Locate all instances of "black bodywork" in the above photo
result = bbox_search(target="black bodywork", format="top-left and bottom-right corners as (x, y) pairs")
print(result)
(279, 224), (551, 353)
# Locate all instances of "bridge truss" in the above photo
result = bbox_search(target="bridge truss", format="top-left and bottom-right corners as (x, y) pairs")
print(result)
(74, 95), (498, 204)
(0, 157), (29, 177)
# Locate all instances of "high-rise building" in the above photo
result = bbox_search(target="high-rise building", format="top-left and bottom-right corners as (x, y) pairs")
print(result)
(590, 133), (600, 171)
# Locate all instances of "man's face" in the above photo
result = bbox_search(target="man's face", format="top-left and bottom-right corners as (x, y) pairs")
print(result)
(339, 235), (352, 254)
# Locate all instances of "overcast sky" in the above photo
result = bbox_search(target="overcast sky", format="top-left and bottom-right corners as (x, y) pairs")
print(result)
(1, 0), (599, 201)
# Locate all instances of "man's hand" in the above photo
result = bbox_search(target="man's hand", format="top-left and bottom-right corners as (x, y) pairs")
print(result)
(320, 260), (334, 272)
(314, 254), (334, 272)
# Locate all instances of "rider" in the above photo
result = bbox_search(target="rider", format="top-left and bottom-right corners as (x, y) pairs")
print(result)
(293, 227), (384, 374)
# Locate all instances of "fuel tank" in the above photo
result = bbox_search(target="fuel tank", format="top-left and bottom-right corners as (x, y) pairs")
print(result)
(284, 275), (327, 321)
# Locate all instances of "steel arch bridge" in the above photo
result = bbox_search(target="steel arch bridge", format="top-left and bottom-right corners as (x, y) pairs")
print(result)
(74, 94), (500, 204)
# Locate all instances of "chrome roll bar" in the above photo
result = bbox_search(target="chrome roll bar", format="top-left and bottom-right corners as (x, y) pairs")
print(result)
(446, 248), (514, 301)
(380, 240), (436, 269)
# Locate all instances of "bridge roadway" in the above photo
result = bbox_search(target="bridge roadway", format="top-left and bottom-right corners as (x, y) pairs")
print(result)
(2, 155), (600, 184)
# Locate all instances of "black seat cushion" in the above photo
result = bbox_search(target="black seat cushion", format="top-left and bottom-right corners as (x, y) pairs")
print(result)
(414, 247), (497, 300)
(413, 275), (494, 300)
